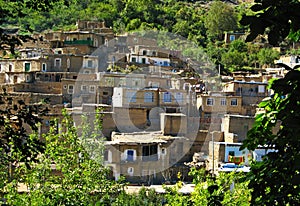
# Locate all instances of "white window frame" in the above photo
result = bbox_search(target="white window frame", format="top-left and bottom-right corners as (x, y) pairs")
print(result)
(42, 63), (47, 72)
(81, 85), (88, 92)
(131, 57), (137, 62)
(127, 167), (134, 176)
(55, 58), (61, 67)
(67, 85), (74, 94)
(124, 149), (136, 162)
(206, 98), (214, 106)
(230, 98), (238, 106)
(89, 85), (96, 93)
(220, 98), (227, 106)
(87, 60), (93, 68)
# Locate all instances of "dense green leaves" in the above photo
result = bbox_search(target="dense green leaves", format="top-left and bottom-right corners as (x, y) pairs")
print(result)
(2, 109), (123, 205)
(241, 0), (300, 45)
(204, 1), (239, 40)
(242, 70), (300, 205)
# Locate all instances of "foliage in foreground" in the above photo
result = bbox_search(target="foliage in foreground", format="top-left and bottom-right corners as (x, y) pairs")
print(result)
(1, 109), (123, 205)
(242, 69), (300, 205)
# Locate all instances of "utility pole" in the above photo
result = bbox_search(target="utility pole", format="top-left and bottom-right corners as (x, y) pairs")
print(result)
(212, 132), (214, 176)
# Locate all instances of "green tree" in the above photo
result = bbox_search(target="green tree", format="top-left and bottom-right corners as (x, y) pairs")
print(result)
(240, 0), (300, 45)
(204, 1), (239, 41)
(191, 171), (250, 205)
(241, 70), (300, 205)
(220, 40), (248, 71)
(0, 90), (48, 185)
(0, 0), (61, 54)
(221, 50), (247, 71)
(257, 48), (280, 68)
(2, 109), (123, 205)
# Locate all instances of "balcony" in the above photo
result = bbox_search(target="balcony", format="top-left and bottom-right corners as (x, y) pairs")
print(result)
(64, 40), (94, 46)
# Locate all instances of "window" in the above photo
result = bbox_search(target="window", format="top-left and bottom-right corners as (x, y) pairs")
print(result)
(24, 62), (31, 72)
(175, 92), (184, 103)
(127, 167), (134, 176)
(55, 58), (61, 67)
(258, 85), (265, 93)
(143, 50), (147, 55)
(67, 58), (70, 69)
(141, 58), (146, 64)
(144, 92), (154, 103)
(26, 74), (30, 82)
(89, 85), (96, 93)
(221, 98), (226, 106)
(142, 145), (158, 161)
(103, 91), (109, 95)
(42, 63), (47, 72)
(163, 92), (172, 103)
(68, 85), (74, 94)
(87, 60), (93, 68)
(229, 35), (235, 41)
(126, 91), (136, 103)
(124, 149), (136, 162)
(230, 98), (238, 106)
(104, 150), (112, 163)
(81, 85), (88, 92)
(9, 64), (13, 72)
(132, 79), (141, 87)
(206, 98), (214, 106)
(149, 82), (159, 88)
(131, 57), (136, 62)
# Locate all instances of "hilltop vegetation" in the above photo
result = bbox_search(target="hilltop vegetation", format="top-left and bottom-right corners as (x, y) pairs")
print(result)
(0, 0), (283, 72)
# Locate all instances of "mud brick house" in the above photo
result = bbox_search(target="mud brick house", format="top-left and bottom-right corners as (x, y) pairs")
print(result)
(223, 80), (269, 116)
(197, 91), (243, 131)
(44, 20), (114, 54)
(104, 132), (191, 184)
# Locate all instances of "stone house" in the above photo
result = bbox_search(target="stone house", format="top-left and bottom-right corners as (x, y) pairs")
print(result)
(224, 32), (245, 44)
(223, 80), (269, 116)
(43, 20), (114, 55)
(221, 114), (254, 143)
(104, 132), (191, 184)
(197, 92), (243, 130)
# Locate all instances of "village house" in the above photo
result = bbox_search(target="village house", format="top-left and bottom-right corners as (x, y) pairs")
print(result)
(104, 132), (191, 184)
(222, 80), (269, 116)
(43, 20), (114, 54)
(224, 31), (245, 44)
(197, 91), (243, 131)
